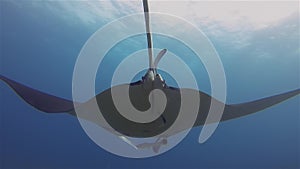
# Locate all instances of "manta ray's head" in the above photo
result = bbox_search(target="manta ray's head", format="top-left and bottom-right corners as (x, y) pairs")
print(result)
(142, 68), (165, 90)
(141, 49), (167, 90)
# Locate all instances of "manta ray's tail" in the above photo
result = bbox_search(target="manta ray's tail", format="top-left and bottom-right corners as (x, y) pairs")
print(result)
(222, 89), (300, 121)
(0, 75), (74, 113)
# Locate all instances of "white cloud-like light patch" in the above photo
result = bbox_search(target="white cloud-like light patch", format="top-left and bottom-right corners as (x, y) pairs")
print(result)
(38, 1), (298, 49)
(169, 1), (298, 30)
(39, 1), (299, 31)
(19, 0), (298, 61)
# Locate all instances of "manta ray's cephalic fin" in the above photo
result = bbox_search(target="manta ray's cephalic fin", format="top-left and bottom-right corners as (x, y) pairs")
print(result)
(0, 75), (74, 113)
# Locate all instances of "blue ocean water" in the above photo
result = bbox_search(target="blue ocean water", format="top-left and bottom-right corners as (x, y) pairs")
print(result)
(0, 1), (299, 168)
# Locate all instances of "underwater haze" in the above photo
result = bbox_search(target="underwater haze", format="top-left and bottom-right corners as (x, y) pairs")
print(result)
(0, 1), (299, 168)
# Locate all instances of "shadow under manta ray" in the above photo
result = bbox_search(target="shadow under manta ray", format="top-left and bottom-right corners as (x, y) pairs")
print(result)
(1, 0), (300, 153)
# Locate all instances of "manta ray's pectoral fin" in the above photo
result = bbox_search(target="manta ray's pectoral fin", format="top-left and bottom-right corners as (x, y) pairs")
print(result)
(222, 88), (300, 121)
(0, 75), (74, 113)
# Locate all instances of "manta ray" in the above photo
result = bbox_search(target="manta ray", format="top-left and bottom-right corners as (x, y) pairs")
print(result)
(1, 0), (299, 153)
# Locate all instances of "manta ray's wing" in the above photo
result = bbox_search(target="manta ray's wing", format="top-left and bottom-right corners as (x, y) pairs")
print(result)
(194, 88), (300, 126)
(0, 75), (74, 113)
(222, 89), (300, 121)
